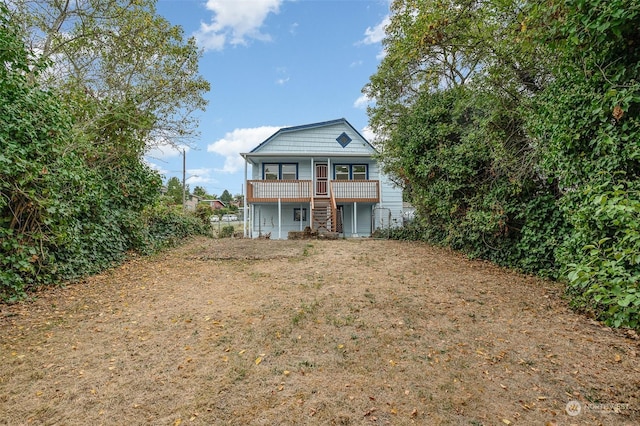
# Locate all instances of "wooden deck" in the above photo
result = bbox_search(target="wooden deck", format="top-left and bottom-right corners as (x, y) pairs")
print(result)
(246, 180), (379, 203)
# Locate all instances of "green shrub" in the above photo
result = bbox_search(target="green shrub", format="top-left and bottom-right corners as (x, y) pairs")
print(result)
(219, 225), (235, 238)
(562, 179), (640, 328)
(0, 5), (209, 301)
(141, 203), (210, 253)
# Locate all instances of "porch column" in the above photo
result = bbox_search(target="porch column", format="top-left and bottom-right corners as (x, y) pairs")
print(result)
(250, 204), (254, 238)
(327, 158), (332, 200)
(310, 157), (314, 227)
(278, 198), (282, 240)
(243, 159), (248, 237)
(352, 202), (358, 237)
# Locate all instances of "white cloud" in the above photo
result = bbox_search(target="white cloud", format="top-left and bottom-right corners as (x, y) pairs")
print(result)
(145, 160), (169, 176)
(275, 66), (290, 85)
(207, 126), (282, 173)
(353, 94), (372, 109)
(361, 126), (377, 143)
(358, 15), (389, 60)
(195, 0), (284, 51)
(184, 168), (218, 186)
(361, 15), (389, 45)
(145, 142), (190, 161)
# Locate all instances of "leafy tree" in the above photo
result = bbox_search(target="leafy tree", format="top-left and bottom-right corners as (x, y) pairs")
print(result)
(368, 0), (639, 328)
(193, 186), (209, 199)
(165, 177), (185, 205)
(367, 0), (559, 272)
(365, 0), (545, 140)
(220, 189), (233, 203)
(0, 2), (210, 301)
(8, 0), (210, 149)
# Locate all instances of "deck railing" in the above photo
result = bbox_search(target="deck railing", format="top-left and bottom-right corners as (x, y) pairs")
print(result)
(246, 179), (380, 203)
(331, 180), (379, 202)
(247, 180), (312, 202)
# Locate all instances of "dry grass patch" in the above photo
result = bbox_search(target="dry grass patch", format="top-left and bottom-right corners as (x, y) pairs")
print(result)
(1, 237), (639, 425)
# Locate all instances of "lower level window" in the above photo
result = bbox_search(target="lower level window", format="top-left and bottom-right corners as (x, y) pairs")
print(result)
(294, 208), (307, 221)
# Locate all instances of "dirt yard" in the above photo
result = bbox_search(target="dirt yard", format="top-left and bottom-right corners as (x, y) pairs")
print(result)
(1, 238), (639, 425)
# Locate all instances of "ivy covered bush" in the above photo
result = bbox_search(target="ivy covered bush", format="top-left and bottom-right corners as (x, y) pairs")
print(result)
(0, 3), (209, 301)
(365, 0), (639, 328)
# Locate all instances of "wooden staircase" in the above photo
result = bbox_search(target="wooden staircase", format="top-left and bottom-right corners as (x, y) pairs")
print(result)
(312, 198), (332, 234)
(311, 197), (344, 236)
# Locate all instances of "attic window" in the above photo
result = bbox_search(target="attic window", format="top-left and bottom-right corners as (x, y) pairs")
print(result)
(336, 132), (352, 148)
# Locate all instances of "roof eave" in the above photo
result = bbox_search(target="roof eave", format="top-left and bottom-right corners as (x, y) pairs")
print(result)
(241, 152), (376, 158)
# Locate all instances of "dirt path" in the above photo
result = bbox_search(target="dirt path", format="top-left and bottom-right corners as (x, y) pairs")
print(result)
(1, 238), (639, 425)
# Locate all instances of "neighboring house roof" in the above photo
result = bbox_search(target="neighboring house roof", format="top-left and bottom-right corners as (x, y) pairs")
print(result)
(243, 118), (377, 158)
(202, 199), (226, 205)
(202, 199), (226, 209)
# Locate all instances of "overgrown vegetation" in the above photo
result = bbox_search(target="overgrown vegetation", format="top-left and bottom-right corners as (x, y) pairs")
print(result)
(0, 1), (210, 301)
(366, 0), (639, 328)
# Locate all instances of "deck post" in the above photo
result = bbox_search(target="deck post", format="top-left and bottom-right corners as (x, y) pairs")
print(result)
(278, 198), (282, 240)
(243, 159), (248, 237)
(353, 202), (358, 237)
(310, 157), (314, 196)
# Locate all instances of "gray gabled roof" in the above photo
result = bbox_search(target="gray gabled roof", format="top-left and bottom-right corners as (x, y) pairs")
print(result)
(248, 118), (376, 154)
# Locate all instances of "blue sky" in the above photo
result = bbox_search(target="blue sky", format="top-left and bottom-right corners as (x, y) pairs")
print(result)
(146, 0), (390, 198)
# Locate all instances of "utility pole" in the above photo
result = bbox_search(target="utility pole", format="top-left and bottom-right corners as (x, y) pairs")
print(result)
(182, 148), (186, 210)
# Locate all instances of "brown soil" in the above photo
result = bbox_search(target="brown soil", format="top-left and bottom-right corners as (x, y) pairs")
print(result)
(1, 238), (639, 425)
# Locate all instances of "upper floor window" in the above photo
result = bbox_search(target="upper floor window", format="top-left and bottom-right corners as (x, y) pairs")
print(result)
(263, 163), (298, 180)
(281, 164), (297, 180)
(334, 164), (368, 180)
(352, 165), (367, 180)
(264, 164), (279, 180)
(335, 165), (350, 181)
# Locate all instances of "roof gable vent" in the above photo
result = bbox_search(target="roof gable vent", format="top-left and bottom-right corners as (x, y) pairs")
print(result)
(336, 132), (352, 148)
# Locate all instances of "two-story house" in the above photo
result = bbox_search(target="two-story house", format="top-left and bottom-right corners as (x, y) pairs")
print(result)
(241, 118), (403, 239)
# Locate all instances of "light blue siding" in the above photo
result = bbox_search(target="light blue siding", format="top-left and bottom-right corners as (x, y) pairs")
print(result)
(378, 173), (404, 229)
(252, 158), (383, 182)
(250, 203), (311, 240)
(253, 120), (375, 156)
(339, 203), (374, 237)
(252, 159), (314, 180)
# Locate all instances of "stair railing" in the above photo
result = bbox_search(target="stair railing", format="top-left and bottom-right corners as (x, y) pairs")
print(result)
(310, 196), (315, 230)
(330, 185), (337, 233)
